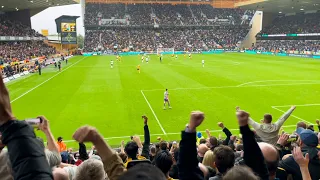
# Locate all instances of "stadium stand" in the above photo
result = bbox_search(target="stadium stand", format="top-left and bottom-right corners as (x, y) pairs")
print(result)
(259, 12), (320, 34)
(254, 40), (320, 53)
(84, 3), (250, 51)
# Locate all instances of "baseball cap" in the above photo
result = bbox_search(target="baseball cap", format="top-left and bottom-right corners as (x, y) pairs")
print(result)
(296, 127), (318, 147)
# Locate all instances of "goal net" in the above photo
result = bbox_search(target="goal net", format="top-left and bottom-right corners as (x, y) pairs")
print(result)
(157, 48), (175, 55)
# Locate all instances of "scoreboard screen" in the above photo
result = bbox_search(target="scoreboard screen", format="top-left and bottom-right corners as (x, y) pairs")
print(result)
(61, 23), (76, 32)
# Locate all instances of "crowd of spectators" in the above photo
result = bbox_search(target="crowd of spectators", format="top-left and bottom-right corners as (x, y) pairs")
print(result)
(0, 41), (56, 61)
(260, 12), (320, 34)
(0, 15), (43, 37)
(84, 3), (246, 26)
(254, 40), (320, 53)
(0, 80), (319, 180)
(84, 27), (249, 52)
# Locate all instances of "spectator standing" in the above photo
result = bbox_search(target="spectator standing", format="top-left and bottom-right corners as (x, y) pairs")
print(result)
(238, 106), (296, 145)
(57, 137), (67, 153)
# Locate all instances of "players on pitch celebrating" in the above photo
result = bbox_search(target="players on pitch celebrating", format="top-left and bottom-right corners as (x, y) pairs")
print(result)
(163, 89), (172, 109)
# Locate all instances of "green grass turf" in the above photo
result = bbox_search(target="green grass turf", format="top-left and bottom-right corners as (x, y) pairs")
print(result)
(6, 53), (320, 148)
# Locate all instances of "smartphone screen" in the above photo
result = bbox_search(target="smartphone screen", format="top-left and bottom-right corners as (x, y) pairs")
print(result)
(25, 118), (42, 128)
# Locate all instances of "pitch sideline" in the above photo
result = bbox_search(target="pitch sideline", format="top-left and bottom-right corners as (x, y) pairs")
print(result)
(10, 56), (87, 103)
(141, 90), (167, 135)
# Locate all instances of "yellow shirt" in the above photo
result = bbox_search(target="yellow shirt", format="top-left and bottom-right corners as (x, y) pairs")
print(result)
(124, 155), (146, 167)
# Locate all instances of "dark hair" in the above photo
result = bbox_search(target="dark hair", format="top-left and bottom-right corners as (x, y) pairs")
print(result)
(223, 165), (259, 180)
(118, 163), (166, 180)
(159, 141), (168, 151)
(264, 114), (272, 123)
(199, 139), (207, 144)
(125, 141), (139, 159)
(57, 137), (63, 142)
(150, 146), (156, 154)
(213, 146), (235, 174)
(166, 89), (168, 91)
(209, 136), (218, 150)
(155, 150), (173, 176)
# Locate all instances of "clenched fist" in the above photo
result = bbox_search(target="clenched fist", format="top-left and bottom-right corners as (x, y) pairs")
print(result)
(189, 111), (205, 132)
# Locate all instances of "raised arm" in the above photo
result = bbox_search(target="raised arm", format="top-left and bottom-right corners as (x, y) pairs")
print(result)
(237, 106), (261, 130)
(0, 73), (53, 180)
(218, 122), (232, 145)
(73, 126), (125, 180)
(38, 116), (59, 152)
(178, 111), (205, 180)
(237, 110), (269, 180)
(274, 106), (296, 128)
(293, 147), (311, 180)
(141, 115), (150, 159)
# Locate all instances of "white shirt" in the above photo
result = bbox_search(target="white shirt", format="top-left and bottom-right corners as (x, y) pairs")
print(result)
(202, 60), (205, 63)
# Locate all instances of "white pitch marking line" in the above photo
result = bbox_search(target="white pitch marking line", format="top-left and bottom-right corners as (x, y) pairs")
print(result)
(142, 82), (320, 92)
(237, 80), (320, 87)
(140, 90), (167, 135)
(272, 103), (320, 108)
(271, 106), (313, 125)
(61, 125), (298, 143)
(10, 57), (87, 103)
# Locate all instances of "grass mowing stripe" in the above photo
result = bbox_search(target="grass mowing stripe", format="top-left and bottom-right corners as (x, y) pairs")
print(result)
(141, 90), (167, 135)
(10, 57), (87, 103)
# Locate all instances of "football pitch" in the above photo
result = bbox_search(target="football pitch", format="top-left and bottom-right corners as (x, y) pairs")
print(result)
(7, 53), (320, 147)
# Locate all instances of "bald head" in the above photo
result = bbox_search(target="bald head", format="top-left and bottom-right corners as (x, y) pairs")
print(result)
(53, 168), (69, 180)
(258, 142), (278, 162)
(198, 144), (209, 157)
(258, 142), (279, 177)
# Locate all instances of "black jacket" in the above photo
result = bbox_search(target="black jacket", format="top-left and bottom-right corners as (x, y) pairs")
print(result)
(178, 131), (204, 180)
(241, 125), (269, 180)
(141, 124), (150, 159)
(0, 120), (53, 180)
(279, 146), (320, 180)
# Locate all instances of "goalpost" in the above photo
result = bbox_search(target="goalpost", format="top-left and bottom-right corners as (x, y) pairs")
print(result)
(157, 48), (175, 55)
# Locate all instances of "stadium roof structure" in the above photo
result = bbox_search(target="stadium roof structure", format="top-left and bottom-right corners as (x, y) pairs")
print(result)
(0, 0), (79, 13)
(84, 0), (240, 8)
(236, 0), (320, 13)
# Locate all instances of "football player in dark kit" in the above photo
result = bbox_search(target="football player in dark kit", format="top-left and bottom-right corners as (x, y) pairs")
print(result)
(38, 64), (42, 75)
(58, 61), (62, 72)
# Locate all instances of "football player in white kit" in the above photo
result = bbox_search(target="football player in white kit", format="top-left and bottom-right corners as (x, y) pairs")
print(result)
(163, 89), (172, 110)
(202, 59), (205, 67)
(110, 60), (114, 69)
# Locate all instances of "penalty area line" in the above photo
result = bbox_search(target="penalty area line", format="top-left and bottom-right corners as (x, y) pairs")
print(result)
(271, 106), (313, 125)
(140, 90), (167, 135)
(10, 57), (87, 103)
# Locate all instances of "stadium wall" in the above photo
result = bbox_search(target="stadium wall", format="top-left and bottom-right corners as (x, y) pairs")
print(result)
(6, 10), (31, 27)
